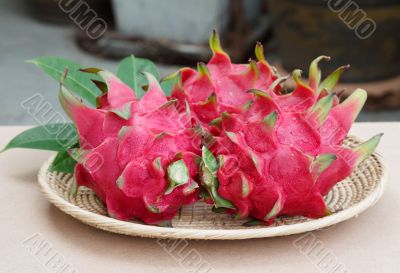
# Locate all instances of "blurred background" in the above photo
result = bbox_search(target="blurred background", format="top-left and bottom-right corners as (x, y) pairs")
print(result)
(0, 0), (399, 124)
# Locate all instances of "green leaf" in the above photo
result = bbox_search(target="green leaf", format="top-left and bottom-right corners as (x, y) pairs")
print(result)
(2, 123), (78, 152)
(117, 55), (160, 98)
(68, 148), (89, 163)
(49, 150), (77, 173)
(27, 57), (101, 106)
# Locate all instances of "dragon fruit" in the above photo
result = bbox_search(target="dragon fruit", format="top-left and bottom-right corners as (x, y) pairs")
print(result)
(3, 31), (382, 227)
(170, 31), (277, 127)
(62, 71), (201, 225)
(167, 31), (382, 224)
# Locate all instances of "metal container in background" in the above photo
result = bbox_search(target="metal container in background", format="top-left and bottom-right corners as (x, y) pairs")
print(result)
(112, 0), (229, 44)
(76, 0), (269, 64)
(269, 0), (400, 82)
(26, 0), (113, 25)
(112, 0), (262, 44)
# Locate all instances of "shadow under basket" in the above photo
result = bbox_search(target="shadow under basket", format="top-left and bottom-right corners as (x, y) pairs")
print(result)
(38, 136), (387, 240)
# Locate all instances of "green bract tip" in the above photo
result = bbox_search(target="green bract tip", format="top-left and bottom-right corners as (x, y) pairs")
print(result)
(116, 176), (124, 189)
(339, 88), (367, 123)
(318, 65), (350, 93)
(248, 59), (260, 79)
(226, 131), (240, 145)
(198, 93), (217, 107)
(161, 70), (180, 82)
(197, 62), (211, 80)
(264, 192), (283, 221)
(209, 30), (226, 55)
(157, 99), (177, 110)
(255, 42), (265, 62)
(117, 126), (130, 139)
(263, 111), (278, 129)
(308, 93), (335, 126)
(353, 133), (383, 165)
(241, 174), (250, 198)
(152, 157), (163, 172)
(309, 55), (331, 90)
(292, 69), (308, 87)
(248, 89), (271, 98)
(209, 117), (222, 127)
(310, 153), (337, 181)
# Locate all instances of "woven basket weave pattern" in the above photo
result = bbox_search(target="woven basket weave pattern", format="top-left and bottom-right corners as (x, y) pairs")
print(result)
(38, 136), (387, 239)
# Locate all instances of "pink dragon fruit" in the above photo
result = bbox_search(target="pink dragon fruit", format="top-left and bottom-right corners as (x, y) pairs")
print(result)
(2, 32), (383, 228)
(62, 71), (201, 225)
(167, 31), (382, 224)
(170, 31), (277, 127)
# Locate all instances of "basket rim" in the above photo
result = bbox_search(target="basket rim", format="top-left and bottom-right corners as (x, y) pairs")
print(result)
(37, 142), (388, 240)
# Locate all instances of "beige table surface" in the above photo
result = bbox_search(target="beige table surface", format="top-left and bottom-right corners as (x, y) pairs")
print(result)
(0, 123), (399, 273)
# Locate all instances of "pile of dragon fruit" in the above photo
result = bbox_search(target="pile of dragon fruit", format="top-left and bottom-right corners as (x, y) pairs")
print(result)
(49, 32), (383, 226)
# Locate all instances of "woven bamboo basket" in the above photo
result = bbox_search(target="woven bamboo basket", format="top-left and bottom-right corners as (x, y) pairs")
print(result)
(37, 136), (388, 240)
